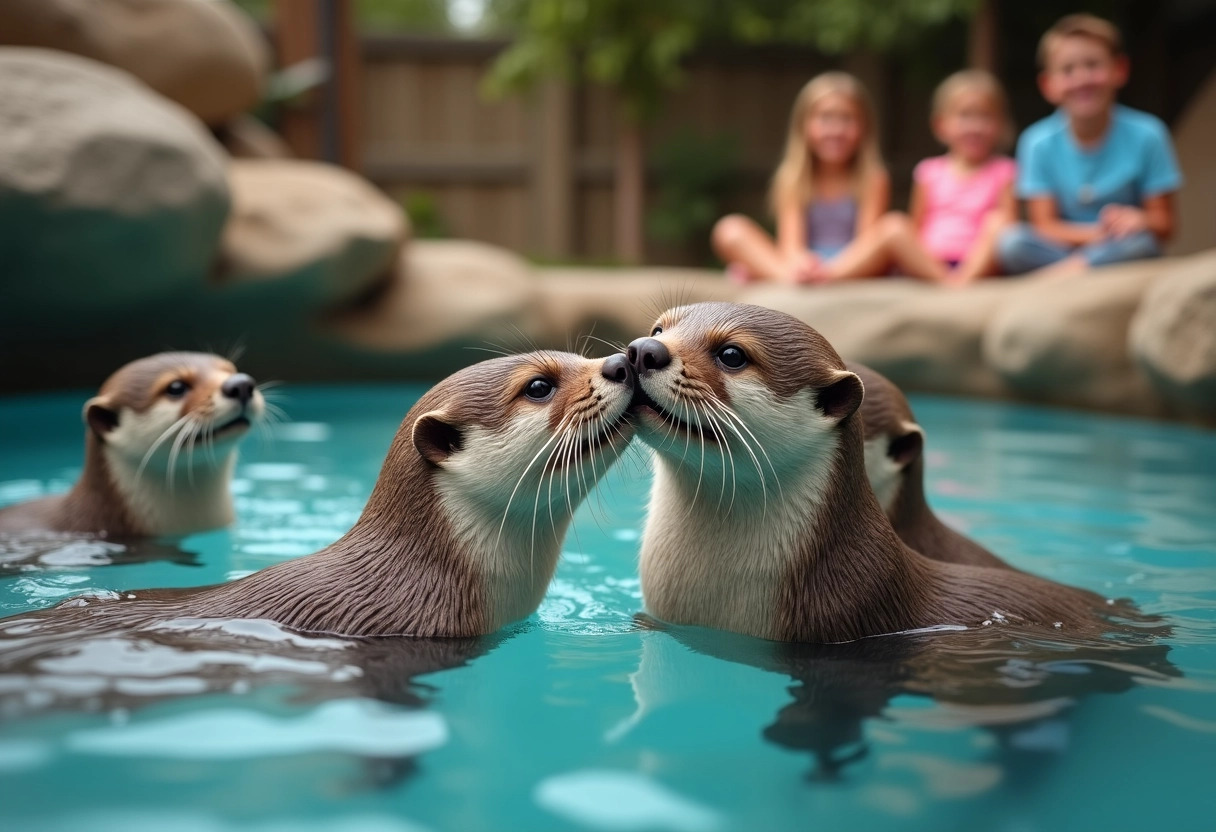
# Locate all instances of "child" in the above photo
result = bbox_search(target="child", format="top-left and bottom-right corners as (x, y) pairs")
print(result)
(816, 70), (1017, 285)
(711, 72), (890, 285)
(998, 14), (1182, 276)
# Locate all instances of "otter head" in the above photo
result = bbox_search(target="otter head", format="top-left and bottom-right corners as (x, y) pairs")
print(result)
(381, 351), (635, 628)
(402, 350), (635, 538)
(848, 363), (925, 517)
(85, 352), (265, 480)
(626, 302), (863, 506)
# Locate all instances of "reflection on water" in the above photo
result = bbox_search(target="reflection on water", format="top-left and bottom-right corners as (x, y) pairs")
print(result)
(617, 617), (1178, 782)
(0, 533), (199, 573)
(1, 386), (1214, 831)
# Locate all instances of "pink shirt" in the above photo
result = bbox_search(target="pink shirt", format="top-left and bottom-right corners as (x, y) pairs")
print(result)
(915, 155), (1016, 262)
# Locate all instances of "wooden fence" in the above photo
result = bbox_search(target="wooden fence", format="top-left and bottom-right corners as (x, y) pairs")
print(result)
(356, 35), (941, 266)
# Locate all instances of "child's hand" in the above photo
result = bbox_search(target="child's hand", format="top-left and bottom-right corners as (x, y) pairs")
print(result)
(1100, 205), (1149, 239)
(788, 252), (822, 284)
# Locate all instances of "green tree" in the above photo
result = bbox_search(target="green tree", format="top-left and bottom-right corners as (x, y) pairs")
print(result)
(485, 0), (983, 262)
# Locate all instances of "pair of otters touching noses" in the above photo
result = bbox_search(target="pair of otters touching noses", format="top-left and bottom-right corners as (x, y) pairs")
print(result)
(0, 303), (1116, 643)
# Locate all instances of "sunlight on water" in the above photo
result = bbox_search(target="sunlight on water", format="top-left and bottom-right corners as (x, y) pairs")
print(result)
(0, 386), (1214, 831)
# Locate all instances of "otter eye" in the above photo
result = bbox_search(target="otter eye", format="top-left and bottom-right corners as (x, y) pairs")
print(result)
(716, 345), (748, 371)
(523, 377), (555, 402)
(164, 380), (190, 398)
(651, 326), (663, 336)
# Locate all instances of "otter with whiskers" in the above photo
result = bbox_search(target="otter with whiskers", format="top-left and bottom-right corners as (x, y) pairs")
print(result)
(0, 352), (265, 538)
(4, 352), (635, 638)
(626, 303), (1113, 643)
(848, 362), (1009, 570)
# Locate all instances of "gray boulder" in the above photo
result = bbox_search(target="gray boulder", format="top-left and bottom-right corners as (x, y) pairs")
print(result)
(0, 47), (229, 336)
(1129, 250), (1216, 421)
(0, 0), (268, 125)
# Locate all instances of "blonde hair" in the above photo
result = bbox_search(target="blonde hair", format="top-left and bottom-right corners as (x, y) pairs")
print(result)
(931, 69), (1013, 149)
(1038, 14), (1123, 68)
(769, 72), (884, 215)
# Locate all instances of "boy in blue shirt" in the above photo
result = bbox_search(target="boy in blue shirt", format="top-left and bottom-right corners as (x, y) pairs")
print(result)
(998, 14), (1182, 275)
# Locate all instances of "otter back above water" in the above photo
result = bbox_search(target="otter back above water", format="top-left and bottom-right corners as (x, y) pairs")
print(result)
(1, 384), (1214, 832)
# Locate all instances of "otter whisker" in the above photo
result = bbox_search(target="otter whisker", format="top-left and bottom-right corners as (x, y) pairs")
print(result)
(580, 333), (627, 355)
(135, 414), (195, 487)
(500, 409), (579, 553)
(166, 414), (200, 495)
(704, 399), (769, 516)
(697, 400), (739, 513)
(707, 394), (784, 502)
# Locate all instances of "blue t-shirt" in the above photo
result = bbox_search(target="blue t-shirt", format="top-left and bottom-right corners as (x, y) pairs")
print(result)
(1016, 105), (1182, 223)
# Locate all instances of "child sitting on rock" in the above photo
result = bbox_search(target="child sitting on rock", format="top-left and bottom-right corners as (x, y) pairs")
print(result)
(998, 13), (1182, 276)
(711, 72), (890, 284)
(809, 69), (1018, 286)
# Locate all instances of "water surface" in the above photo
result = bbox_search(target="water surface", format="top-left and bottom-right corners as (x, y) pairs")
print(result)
(1, 386), (1214, 832)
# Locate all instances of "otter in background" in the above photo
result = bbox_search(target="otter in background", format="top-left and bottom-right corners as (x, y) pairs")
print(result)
(849, 361), (1009, 570)
(0, 352), (266, 539)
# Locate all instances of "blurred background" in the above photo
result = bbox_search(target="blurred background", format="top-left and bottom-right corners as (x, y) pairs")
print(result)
(1, 0), (1213, 422)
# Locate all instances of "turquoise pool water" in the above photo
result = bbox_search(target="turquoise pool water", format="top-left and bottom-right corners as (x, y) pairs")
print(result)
(1, 385), (1214, 832)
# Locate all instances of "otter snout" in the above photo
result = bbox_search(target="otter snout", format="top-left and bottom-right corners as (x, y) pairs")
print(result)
(601, 353), (634, 386)
(221, 373), (257, 405)
(626, 337), (670, 375)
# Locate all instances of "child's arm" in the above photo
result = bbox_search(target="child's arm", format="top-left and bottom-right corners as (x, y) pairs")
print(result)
(1026, 196), (1104, 246)
(1101, 194), (1176, 242)
(856, 169), (891, 234)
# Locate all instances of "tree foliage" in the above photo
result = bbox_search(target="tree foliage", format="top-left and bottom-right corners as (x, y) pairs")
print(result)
(485, 0), (981, 119)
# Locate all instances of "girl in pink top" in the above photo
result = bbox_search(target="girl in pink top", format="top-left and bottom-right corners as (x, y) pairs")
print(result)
(812, 70), (1016, 285)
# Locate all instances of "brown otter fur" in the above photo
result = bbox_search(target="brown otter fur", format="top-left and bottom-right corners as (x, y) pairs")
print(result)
(848, 362), (1009, 570)
(6, 352), (635, 639)
(0, 352), (264, 538)
(628, 303), (1116, 643)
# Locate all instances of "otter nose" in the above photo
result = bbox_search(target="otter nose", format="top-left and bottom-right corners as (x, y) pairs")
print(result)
(221, 373), (256, 405)
(601, 353), (634, 385)
(627, 337), (671, 375)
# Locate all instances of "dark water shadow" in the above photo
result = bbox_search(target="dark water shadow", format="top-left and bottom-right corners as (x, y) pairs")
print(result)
(0, 609), (509, 790)
(0, 532), (201, 574)
(631, 614), (1179, 782)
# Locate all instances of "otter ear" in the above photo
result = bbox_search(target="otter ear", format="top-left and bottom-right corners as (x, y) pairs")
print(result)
(887, 423), (925, 469)
(84, 397), (119, 439)
(815, 371), (864, 423)
(412, 411), (464, 467)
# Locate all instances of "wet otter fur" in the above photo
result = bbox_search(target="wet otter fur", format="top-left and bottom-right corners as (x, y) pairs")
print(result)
(848, 362), (1009, 570)
(627, 302), (1124, 643)
(5, 352), (635, 639)
(0, 352), (265, 538)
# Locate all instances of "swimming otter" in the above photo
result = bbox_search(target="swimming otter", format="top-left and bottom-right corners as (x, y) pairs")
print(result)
(0, 352), (265, 538)
(848, 361), (1009, 569)
(627, 302), (1114, 643)
(3, 351), (635, 639)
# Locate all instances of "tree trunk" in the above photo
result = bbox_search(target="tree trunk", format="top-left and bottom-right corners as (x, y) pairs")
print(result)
(614, 119), (645, 264)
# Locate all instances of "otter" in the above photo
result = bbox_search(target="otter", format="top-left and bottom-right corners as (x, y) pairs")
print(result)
(0, 352), (265, 538)
(3, 351), (635, 639)
(848, 361), (1009, 569)
(626, 302), (1117, 643)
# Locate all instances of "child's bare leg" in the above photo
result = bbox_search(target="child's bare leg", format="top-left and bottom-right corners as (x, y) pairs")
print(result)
(952, 212), (1010, 285)
(823, 213), (950, 283)
(711, 215), (790, 283)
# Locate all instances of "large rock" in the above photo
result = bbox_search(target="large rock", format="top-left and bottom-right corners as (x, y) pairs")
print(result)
(1129, 250), (1216, 420)
(0, 47), (229, 336)
(0, 0), (267, 125)
(744, 280), (1012, 398)
(216, 160), (407, 308)
(983, 261), (1165, 417)
(323, 241), (548, 376)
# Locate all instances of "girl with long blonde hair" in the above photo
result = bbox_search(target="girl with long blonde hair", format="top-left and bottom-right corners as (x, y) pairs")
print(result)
(712, 72), (892, 284)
